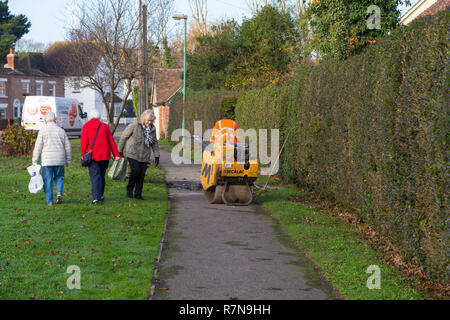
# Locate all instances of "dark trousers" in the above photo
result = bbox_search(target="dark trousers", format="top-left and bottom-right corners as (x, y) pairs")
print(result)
(127, 158), (148, 197)
(88, 160), (109, 201)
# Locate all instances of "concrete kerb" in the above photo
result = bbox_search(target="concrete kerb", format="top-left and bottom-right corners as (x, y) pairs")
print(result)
(148, 166), (171, 300)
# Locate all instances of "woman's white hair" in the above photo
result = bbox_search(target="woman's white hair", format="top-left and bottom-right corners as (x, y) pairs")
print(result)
(88, 109), (100, 120)
(140, 109), (155, 123)
(44, 111), (56, 122)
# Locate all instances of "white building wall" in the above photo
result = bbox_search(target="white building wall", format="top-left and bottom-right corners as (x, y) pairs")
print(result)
(64, 77), (97, 115)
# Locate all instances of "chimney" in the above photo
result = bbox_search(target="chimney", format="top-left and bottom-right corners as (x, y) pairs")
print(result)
(5, 48), (18, 70)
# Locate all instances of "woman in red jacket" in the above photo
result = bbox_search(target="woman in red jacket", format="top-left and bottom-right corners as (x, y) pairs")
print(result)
(81, 109), (120, 205)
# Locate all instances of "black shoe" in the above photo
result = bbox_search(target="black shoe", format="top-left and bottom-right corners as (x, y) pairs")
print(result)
(127, 193), (133, 199)
(134, 195), (144, 200)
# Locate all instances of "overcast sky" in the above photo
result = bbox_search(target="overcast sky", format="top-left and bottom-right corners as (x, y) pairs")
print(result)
(8, 0), (414, 45)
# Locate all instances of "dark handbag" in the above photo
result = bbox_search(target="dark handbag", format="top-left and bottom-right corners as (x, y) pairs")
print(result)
(81, 124), (101, 167)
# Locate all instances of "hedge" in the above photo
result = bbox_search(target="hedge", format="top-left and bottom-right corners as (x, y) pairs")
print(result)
(235, 86), (291, 173)
(168, 90), (239, 141)
(280, 11), (448, 281)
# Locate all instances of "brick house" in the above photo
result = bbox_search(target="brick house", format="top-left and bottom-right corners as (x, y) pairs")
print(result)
(0, 49), (64, 129)
(400, 0), (449, 25)
(150, 68), (183, 139)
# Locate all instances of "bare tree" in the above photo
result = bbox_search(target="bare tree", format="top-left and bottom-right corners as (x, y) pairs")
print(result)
(147, 0), (175, 68)
(189, 0), (208, 36)
(15, 39), (52, 53)
(66, 0), (174, 134)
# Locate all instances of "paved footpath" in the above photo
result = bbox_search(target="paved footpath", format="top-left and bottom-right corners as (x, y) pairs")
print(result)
(152, 149), (336, 300)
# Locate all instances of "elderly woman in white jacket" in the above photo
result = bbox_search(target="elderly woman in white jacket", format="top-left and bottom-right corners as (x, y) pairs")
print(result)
(32, 111), (72, 206)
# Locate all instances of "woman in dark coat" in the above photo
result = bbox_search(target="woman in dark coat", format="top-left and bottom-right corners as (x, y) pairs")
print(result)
(118, 109), (160, 200)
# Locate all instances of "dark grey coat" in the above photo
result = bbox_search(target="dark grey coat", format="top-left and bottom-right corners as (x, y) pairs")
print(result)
(118, 121), (160, 163)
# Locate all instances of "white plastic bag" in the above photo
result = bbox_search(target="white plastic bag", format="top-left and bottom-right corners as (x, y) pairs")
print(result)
(27, 165), (44, 194)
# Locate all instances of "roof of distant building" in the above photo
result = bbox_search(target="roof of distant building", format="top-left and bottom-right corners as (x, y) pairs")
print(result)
(43, 41), (101, 77)
(0, 66), (53, 77)
(151, 68), (183, 105)
(401, 0), (449, 25)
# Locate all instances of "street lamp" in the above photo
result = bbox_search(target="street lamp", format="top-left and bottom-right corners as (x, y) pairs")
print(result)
(173, 14), (187, 147)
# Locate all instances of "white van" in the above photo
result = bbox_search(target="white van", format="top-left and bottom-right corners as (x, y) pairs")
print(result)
(22, 96), (87, 137)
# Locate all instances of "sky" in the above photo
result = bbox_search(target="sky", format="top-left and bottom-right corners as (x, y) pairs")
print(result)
(8, 0), (414, 45)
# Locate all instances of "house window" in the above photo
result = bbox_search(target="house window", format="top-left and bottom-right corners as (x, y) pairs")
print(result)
(36, 81), (43, 96)
(0, 79), (7, 97)
(49, 81), (56, 96)
(22, 80), (30, 95)
(72, 79), (81, 93)
(0, 105), (6, 119)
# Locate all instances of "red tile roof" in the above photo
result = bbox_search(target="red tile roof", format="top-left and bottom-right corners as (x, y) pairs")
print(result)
(419, 0), (450, 17)
(151, 68), (183, 105)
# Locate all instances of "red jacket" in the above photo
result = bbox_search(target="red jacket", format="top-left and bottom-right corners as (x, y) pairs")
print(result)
(80, 119), (119, 161)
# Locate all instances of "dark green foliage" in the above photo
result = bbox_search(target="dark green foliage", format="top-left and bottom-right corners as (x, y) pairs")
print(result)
(307, 0), (410, 60)
(186, 6), (299, 91)
(0, 1), (31, 62)
(220, 96), (238, 119)
(162, 37), (177, 68)
(278, 11), (448, 281)
(123, 100), (136, 118)
(186, 20), (237, 90)
(227, 5), (299, 89)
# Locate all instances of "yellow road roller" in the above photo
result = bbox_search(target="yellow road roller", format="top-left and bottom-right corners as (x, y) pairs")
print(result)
(200, 142), (258, 206)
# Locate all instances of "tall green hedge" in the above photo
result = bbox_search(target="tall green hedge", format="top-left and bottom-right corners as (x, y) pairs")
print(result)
(235, 86), (291, 171)
(280, 11), (449, 281)
(168, 91), (239, 140)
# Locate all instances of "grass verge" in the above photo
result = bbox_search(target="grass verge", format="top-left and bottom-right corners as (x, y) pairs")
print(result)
(0, 139), (168, 299)
(254, 177), (423, 300)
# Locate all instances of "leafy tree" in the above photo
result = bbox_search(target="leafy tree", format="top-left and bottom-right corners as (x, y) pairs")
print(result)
(0, 0), (31, 62)
(186, 20), (238, 90)
(162, 37), (177, 68)
(308, 0), (410, 60)
(226, 5), (299, 89)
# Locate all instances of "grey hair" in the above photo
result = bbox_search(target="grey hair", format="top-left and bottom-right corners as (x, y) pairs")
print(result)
(44, 111), (56, 122)
(88, 109), (100, 120)
(140, 109), (155, 123)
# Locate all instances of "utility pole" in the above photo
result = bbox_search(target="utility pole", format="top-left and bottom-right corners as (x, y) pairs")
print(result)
(138, 0), (142, 116)
(143, 4), (148, 111)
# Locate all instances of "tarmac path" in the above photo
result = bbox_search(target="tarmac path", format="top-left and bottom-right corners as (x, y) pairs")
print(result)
(151, 149), (336, 300)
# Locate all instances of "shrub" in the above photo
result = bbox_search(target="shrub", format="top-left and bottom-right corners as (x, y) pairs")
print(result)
(0, 124), (37, 157)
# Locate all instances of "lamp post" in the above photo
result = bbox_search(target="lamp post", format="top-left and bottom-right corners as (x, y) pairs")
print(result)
(173, 14), (187, 147)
